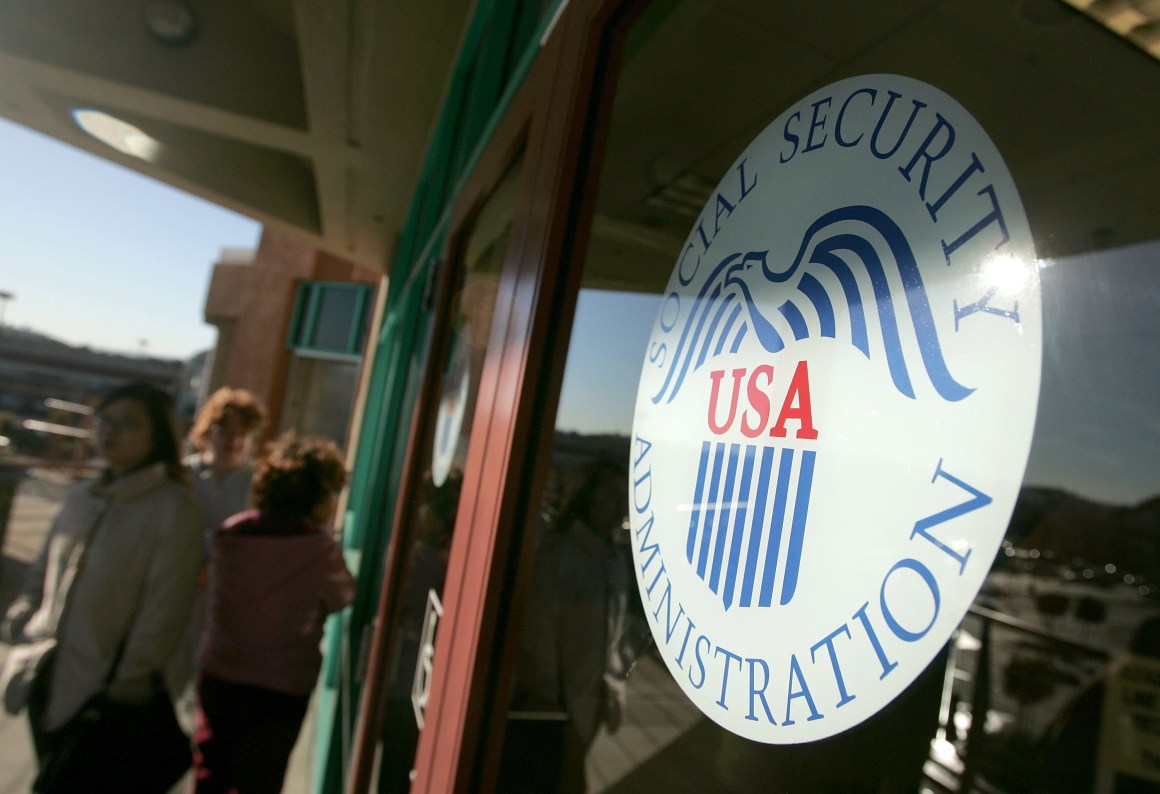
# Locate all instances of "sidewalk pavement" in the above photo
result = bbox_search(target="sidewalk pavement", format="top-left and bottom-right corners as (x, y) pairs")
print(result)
(0, 470), (317, 794)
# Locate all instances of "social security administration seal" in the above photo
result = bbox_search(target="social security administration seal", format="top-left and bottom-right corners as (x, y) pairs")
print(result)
(629, 74), (1042, 744)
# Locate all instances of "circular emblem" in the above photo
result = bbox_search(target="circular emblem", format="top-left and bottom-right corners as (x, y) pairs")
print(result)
(629, 75), (1042, 743)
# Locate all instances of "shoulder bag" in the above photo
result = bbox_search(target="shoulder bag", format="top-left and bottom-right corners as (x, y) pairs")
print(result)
(33, 673), (192, 794)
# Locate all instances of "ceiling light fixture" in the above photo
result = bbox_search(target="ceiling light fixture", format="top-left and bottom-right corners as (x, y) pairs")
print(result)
(143, 0), (198, 48)
(72, 109), (162, 161)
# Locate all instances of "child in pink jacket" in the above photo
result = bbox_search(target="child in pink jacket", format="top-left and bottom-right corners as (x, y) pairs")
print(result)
(194, 434), (355, 794)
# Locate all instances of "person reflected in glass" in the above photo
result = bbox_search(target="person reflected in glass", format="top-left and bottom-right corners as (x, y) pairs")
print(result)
(193, 434), (355, 794)
(506, 459), (635, 793)
(1, 381), (203, 787)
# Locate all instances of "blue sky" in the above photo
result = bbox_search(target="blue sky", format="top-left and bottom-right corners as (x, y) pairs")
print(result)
(0, 117), (261, 359)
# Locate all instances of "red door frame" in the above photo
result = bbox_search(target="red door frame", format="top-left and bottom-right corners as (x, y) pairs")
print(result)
(353, 0), (645, 790)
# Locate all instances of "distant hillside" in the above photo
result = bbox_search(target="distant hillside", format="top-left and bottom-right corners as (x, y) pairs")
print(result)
(553, 431), (631, 468)
(0, 326), (183, 367)
(0, 327), (190, 440)
(1003, 485), (1160, 586)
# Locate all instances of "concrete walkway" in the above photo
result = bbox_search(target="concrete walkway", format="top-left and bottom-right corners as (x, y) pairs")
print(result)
(0, 470), (317, 793)
(0, 473), (59, 794)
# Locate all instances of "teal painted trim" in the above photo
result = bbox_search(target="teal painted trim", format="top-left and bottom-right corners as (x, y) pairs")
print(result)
(287, 282), (310, 347)
(385, 0), (561, 283)
(286, 283), (375, 357)
(452, 3), (518, 176)
(344, 285), (420, 551)
(301, 284), (322, 348)
(347, 288), (369, 354)
(385, 0), (559, 287)
(312, 607), (349, 793)
(344, 295), (408, 548)
(511, 0), (545, 65)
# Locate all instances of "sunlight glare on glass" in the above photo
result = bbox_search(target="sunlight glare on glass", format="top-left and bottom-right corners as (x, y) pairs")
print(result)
(981, 253), (1028, 295)
(71, 109), (161, 161)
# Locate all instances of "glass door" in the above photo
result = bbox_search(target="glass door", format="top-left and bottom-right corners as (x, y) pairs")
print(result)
(351, 156), (525, 791)
(489, 0), (1160, 792)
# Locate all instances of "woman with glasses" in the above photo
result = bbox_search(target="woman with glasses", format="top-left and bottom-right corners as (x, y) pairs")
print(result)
(1, 381), (203, 791)
(185, 386), (267, 536)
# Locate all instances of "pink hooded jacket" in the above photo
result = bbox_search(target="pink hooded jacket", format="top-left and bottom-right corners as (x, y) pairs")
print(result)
(197, 509), (356, 696)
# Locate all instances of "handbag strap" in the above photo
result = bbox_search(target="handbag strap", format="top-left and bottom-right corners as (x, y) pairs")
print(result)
(50, 502), (107, 638)
(45, 497), (112, 697)
(57, 484), (163, 696)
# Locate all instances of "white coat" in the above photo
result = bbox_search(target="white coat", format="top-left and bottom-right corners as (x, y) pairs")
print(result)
(7, 463), (203, 730)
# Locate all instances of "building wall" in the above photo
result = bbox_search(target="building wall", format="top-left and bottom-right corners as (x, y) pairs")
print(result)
(201, 228), (378, 438)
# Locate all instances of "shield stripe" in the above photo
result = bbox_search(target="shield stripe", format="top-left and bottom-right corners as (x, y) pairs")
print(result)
(758, 448), (795, 607)
(779, 450), (817, 605)
(721, 444), (757, 609)
(686, 440), (712, 564)
(738, 445), (775, 608)
(695, 442), (727, 578)
(708, 444), (742, 593)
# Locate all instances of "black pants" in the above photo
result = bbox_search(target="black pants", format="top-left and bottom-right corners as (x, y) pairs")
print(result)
(25, 653), (57, 764)
(194, 674), (310, 794)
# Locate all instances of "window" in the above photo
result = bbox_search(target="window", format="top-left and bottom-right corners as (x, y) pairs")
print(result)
(288, 282), (374, 358)
(496, 1), (1160, 791)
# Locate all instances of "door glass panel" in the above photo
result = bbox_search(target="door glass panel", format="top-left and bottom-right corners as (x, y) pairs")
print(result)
(373, 159), (523, 791)
(499, 1), (1160, 792)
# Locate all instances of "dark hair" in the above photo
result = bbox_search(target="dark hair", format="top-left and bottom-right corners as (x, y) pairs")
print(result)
(97, 381), (184, 480)
(189, 387), (267, 448)
(251, 434), (346, 519)
(554, 458), (628, 531)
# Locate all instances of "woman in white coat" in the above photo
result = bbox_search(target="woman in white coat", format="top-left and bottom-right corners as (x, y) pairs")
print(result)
(2, 381), (203, 791)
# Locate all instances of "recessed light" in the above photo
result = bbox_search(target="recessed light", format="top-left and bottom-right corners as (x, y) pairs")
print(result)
(72, 109), (162, 161)
(143, 0), (198, 48)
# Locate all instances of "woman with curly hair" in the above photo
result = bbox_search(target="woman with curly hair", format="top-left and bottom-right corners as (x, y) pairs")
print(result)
(171, 387), (268, 727)
(186, 386), (267, 535)
(193, 434), (355, 794)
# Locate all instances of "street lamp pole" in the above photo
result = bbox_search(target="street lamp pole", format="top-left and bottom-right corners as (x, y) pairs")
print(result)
(0, 290), (13, 332)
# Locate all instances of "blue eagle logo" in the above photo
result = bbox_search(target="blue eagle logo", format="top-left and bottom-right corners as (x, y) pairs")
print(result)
(670, 206), (971, 610)
(652, 205), (972, 406)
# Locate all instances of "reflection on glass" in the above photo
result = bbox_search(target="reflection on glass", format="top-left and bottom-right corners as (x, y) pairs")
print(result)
(497, 0), (1160, 792)
(500, 460), (646, 792)
(373, 160), (522, 791)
